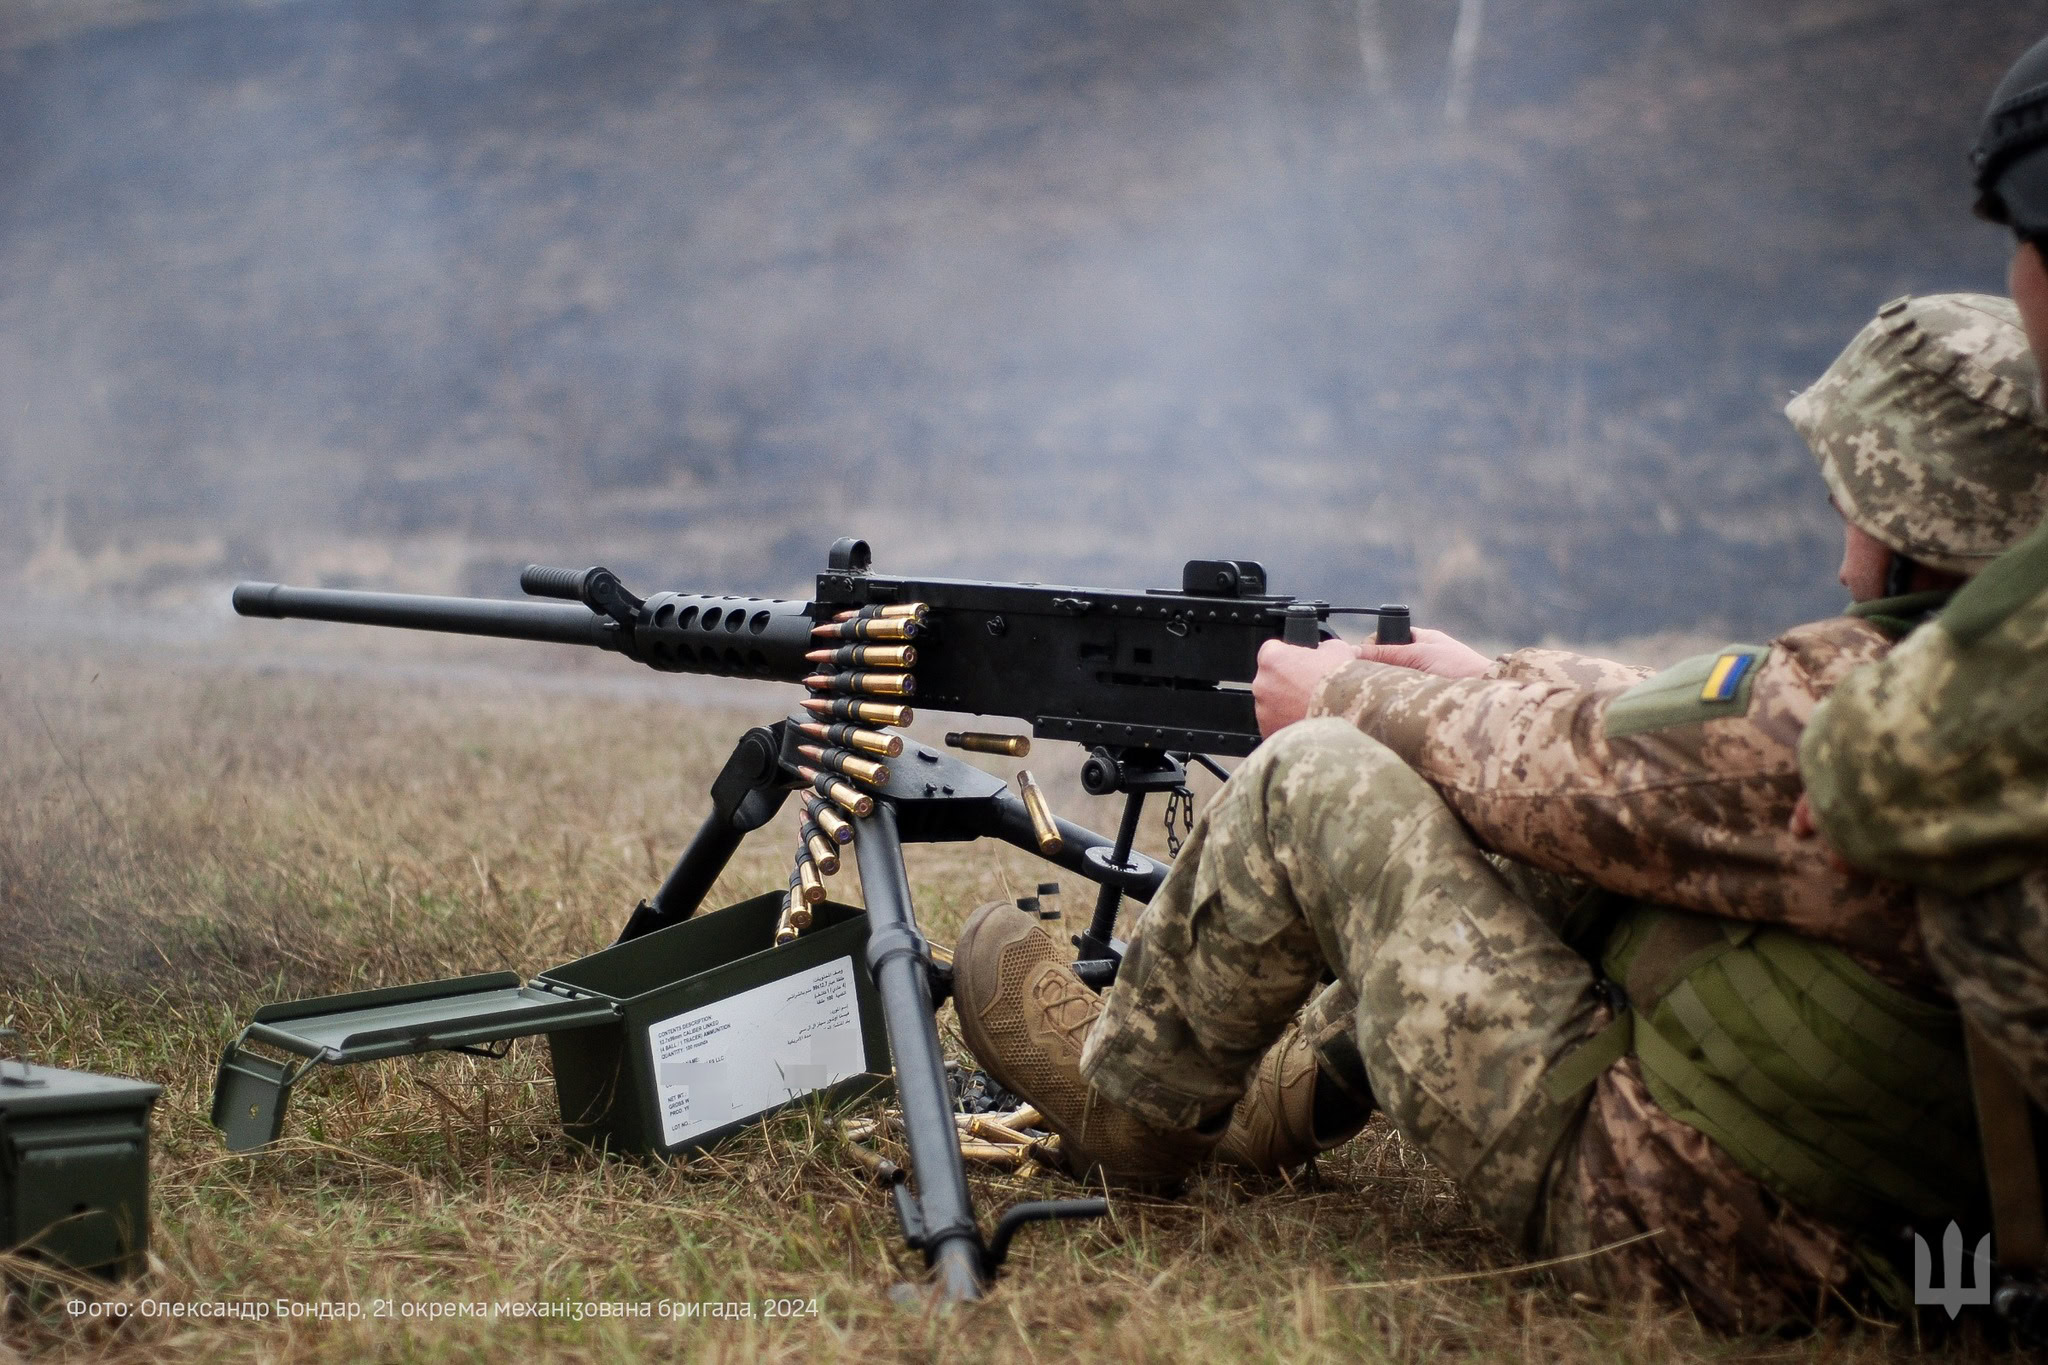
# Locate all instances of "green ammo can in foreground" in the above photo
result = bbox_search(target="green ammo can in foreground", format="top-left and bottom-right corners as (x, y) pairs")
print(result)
(1, 1038), (161, 1278)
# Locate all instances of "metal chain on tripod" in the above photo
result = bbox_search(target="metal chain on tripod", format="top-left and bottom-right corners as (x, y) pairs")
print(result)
(1163, 786), (1194, 857)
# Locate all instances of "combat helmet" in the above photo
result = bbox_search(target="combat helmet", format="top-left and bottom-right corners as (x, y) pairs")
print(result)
(1974, 34), (2048, 238)
(1786, 293), (2048, 575)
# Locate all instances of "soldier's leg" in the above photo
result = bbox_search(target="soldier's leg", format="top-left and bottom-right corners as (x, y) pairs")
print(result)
(1081, 717), (1609, 1242)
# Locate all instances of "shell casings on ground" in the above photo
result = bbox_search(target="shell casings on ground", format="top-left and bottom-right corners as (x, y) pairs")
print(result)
(799, 765), (874, 818)
(811, 616), (919, 643)
(831, 602), (929, 624)
(1015, 769), (1063, 854)
(796, 720), (902, 758)
(802, 670), (915, 698)
(805, 643), (917, 671)
(808, 797), (856, 845)
(799, 818), (841, 876)
(796, 743), (889, 787)
(800, 697), (916, 728)
(944, 731), (1031, 758)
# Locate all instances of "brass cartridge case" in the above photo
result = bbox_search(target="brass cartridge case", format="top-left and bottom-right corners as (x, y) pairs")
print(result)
(944, 731), (1031, 758)
(832, 602), (929, 624)
(796, 721), (903, 758)
(800, 697), (915, 728)
(1016, 770), (1063, 855)
(801, 671), (915, 698)
(798, 743), (890, 787)
(810, 617), (919, 642)
(805, 644), (918, 670)
(797, 857), (826, 905)
(802, 825), (840, 876)
(811, 800), (855, 845)
(799, 766), (874, 818)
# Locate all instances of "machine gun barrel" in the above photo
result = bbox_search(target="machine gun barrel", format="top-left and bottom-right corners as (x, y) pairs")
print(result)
(233, 582), (618, 650)
(233, 579), (824, 682)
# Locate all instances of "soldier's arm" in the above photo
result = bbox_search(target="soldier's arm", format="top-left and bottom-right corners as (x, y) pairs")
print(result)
(1478, 647), (1654, 691)
(1309, 618), (1900, 932)
(1800, 545), (2048, 895)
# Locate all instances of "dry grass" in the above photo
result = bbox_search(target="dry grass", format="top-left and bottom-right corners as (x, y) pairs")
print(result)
(0, 634), (2005, 1361)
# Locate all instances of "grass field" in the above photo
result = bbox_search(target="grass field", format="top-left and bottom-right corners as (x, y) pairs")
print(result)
(0, 633), (2004, 1361)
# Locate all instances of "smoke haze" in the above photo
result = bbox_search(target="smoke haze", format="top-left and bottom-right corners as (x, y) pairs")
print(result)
(1, 0), (2039, 641)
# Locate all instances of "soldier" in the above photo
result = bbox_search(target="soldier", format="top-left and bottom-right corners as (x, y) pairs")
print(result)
(951, 292), (2048, 1331)
(1798, 36), (2048, 1114)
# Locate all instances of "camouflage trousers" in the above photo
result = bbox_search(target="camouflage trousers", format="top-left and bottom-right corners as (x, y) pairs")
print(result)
(1080, 718), (1608, 1247)
(1921, 867), (2048, 1108)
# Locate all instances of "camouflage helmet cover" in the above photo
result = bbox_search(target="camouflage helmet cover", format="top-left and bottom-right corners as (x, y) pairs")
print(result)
(1786, 293), (2048, 575)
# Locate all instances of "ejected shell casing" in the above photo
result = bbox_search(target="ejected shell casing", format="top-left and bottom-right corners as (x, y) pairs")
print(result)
(800, 820), (841, 876)
(797, 857), (826, 906)
(945, 731), (1031, 758)
(962, 1113), (1036, 1146)
(810, 798), (855, 845)
(805, 643), (918, 670)
(799, 765), (874, 818)
(801, 696), (914, 728)
(797, 743), (890, 787)
(802, 670), (915, 698)
(796, 720), (902, 758)
(832, 602), (929, 624)
(1016, 769), (1063, 854)
(811, 617), (919, 643)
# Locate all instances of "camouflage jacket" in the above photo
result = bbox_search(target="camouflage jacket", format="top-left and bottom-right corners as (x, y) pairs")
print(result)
(1802, 521), (2048, 894)
(1802, 526), (2048, 1108)
(1310, 611), (1936, 992)
(1310, 615), (1950, 1325)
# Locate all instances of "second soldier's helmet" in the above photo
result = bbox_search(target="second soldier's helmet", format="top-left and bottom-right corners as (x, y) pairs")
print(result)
(1975, 34), (2048, 237)
(1786, 293), (2048, 576)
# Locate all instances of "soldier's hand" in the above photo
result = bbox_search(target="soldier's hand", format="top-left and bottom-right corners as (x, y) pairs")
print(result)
(1352, 627), (1493, 679)
(1788, 793), (1857, 876)
(1254, 638), (1360, 736)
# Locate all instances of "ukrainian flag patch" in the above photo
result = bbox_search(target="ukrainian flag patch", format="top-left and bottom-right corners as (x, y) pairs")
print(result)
(1699, 651), (1754, 702)
(1603, 644), (1767, 738)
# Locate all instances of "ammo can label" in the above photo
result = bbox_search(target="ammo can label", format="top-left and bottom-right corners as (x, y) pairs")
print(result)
(646, 956), (867, 1147)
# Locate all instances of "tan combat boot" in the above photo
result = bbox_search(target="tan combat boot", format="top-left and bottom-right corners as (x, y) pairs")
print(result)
(952, 902), (1220, 1187)
(1215, 1019), (1370, 1175)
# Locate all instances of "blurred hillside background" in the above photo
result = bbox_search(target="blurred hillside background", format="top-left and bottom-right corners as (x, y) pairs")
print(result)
(2, 0), (2043, 643)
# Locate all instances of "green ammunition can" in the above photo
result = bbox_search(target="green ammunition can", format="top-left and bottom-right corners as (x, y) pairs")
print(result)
(1, 1053), (161, 1278)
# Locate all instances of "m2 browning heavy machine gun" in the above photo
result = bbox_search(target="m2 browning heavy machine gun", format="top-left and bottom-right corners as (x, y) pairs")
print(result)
(219, 538), (1410, 1301)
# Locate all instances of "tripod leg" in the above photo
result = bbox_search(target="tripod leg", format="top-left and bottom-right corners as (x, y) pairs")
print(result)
(617, 725), (791, 943)
(855, 802), (988, 1300)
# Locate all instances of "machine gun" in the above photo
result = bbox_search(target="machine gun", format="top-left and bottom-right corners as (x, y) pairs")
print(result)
(223, 537), (1410, 1300)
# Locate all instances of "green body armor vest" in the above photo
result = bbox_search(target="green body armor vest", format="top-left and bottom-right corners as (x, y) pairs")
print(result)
(1548, 905), (1986, 1246)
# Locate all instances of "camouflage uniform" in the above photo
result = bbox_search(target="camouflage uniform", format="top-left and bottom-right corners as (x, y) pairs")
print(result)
(1803, 523), (2048, 1103)
(1084, 613), (1928, 1332)
(1080, 295), (2044, 1330)
(1794, 293), (2048, 1109)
